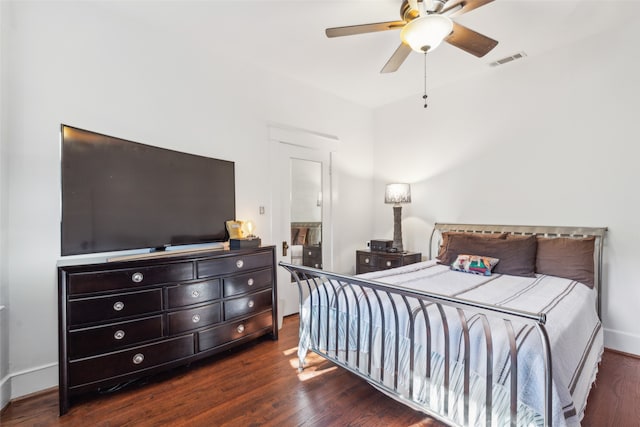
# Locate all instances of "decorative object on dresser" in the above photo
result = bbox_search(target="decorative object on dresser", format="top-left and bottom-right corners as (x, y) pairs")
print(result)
(356, 249), (421, 274)
(229, 221), (262, 249)
(229, 237), (261, 249)
(228, 220), (262, 249)
(58, 246), (277, 415)
(370, 239), (393, 252)
(384, 183), (411, 252)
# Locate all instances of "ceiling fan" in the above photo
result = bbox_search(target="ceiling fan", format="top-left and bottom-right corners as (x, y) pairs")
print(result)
(326, 0), (498, 73)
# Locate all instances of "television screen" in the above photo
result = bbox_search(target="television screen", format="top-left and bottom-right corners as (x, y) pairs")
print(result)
(61, 125), (235, 256)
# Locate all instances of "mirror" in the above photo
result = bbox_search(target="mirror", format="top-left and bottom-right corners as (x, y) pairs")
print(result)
(289, 159), (322, 269)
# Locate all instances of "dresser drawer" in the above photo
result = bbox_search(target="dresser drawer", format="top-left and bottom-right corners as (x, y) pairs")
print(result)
(224, 288), (272, 320)
(197, 252), (272, 278)
(68, 262), (193, 295)
(68, 315), (163, 359)
(376, 255), (403, 269)
(357, 252), (378, 268)
(223, 268), (272, 297)
(303, 246), (322, 268)
(166, 279), (220, 308)
(167, 302), (221, 335)
(68, 335), (194, 387)
(198, 310), (273, 352)
(69, 289), (162, 326)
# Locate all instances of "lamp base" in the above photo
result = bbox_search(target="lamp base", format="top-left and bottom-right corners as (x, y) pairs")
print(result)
(392, 205), (403, 253)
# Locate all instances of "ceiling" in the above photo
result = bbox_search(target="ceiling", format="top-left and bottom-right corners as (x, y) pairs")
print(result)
(108, 0), (631, 109)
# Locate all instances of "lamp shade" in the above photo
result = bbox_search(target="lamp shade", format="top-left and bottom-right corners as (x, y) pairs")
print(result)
(400, 14), (453, 53)
(385, 183), (411, 204)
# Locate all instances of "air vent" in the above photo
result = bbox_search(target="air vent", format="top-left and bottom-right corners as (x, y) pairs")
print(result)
(489, 51), (527, 67)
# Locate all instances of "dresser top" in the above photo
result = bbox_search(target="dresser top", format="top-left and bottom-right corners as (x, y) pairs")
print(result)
(57, 245), (274, 268)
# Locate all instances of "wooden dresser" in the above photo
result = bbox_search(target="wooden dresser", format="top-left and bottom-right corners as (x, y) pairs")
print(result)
(58, 246), (277, 415)
(356, 249), (422, 274)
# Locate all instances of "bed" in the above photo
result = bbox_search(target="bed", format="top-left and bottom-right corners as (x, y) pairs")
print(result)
(279, 223), (607, 427)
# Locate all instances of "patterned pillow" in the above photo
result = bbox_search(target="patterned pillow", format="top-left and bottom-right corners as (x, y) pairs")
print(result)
(451, 254), (500, 276)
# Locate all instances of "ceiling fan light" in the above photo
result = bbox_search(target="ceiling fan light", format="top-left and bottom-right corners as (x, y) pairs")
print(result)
(400, 14), (453, 53)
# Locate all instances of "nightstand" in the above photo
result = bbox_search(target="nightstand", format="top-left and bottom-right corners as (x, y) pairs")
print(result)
(356, 249), (422, 274)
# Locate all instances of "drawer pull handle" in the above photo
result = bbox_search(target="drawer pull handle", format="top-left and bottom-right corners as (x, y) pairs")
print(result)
(365, 257), (370, 264)
(132, 353), (144, 365)
(386, 261), (392, 267)
(113, 301), (125, 311)
(192, 314), (201, 323)
(247, 278), (254, 286)
(131, 272), (144, 283)
(236, 260), (244, 269)
(236, 324), (245, 334)
(192, 290), (200, 298)
(114, 330), (125, 340)
(248, 300), (255, 308)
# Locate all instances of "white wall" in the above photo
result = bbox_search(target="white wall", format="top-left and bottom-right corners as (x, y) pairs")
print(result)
(372, 4), (640, 356)
(0, 0), (10, 410)
(0, 2), (11, 408)
(2, 1), (374, 400)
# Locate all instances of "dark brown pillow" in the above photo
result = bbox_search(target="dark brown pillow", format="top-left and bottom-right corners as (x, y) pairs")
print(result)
(437, 231), (506, 260)
(440, 234), (538, 277)
(536, 237), (595, 288)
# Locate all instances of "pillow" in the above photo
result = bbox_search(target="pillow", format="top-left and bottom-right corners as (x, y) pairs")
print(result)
(451, 254), (500, 276)
(440, 234), (538, 277)
(437, 232), (507, 260)
(536, 237), (595, 288)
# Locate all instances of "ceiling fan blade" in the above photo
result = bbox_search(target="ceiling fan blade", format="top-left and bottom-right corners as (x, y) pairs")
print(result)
(381, 43), (413, 74)
(442, 0), (494, 18)
(445, 22), (498, 57)
(326, 21), (405, 38)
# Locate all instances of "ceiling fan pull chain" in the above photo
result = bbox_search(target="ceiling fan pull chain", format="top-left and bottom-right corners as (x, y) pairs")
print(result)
(423, 52), (428, 108)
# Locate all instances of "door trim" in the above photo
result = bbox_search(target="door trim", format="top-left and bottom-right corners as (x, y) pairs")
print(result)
(268, 124), (338, 326)
(268, 123), (340, 152)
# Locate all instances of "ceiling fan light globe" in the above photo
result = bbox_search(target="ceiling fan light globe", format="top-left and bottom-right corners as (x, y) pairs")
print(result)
(400, 14), (453, 53)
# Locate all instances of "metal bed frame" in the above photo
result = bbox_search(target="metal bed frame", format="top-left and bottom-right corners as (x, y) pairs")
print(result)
(279, 223), (607, 427)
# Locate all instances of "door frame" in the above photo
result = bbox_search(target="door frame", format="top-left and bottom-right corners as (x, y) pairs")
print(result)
(268, 124), (339, 327)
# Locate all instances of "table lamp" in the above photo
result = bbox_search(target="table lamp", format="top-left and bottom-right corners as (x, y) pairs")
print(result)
(384, 183), (411, 253)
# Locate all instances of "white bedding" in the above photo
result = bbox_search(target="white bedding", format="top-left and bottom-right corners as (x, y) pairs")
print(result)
(298, 260), (603, 427)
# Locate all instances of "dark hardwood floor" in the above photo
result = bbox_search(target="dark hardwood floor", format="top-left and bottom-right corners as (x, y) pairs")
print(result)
(1, 315), (639, 426)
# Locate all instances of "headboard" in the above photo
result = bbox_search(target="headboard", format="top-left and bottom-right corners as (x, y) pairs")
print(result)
(429, 223), (608, 317)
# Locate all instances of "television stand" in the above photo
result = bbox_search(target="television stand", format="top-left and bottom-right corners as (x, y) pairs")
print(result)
(58, 245), (277, 415)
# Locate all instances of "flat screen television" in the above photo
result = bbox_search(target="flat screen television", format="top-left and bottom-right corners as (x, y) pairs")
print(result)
(61, 125), (235, 256)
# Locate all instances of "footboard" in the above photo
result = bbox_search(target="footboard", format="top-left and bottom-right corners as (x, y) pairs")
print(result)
(279, 262), (553, 427)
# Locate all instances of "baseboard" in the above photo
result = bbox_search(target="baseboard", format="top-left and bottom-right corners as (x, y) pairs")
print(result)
(604, 327), (640, 356)
(8, 362), (57, 401)
(0, 373), (10, 413)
